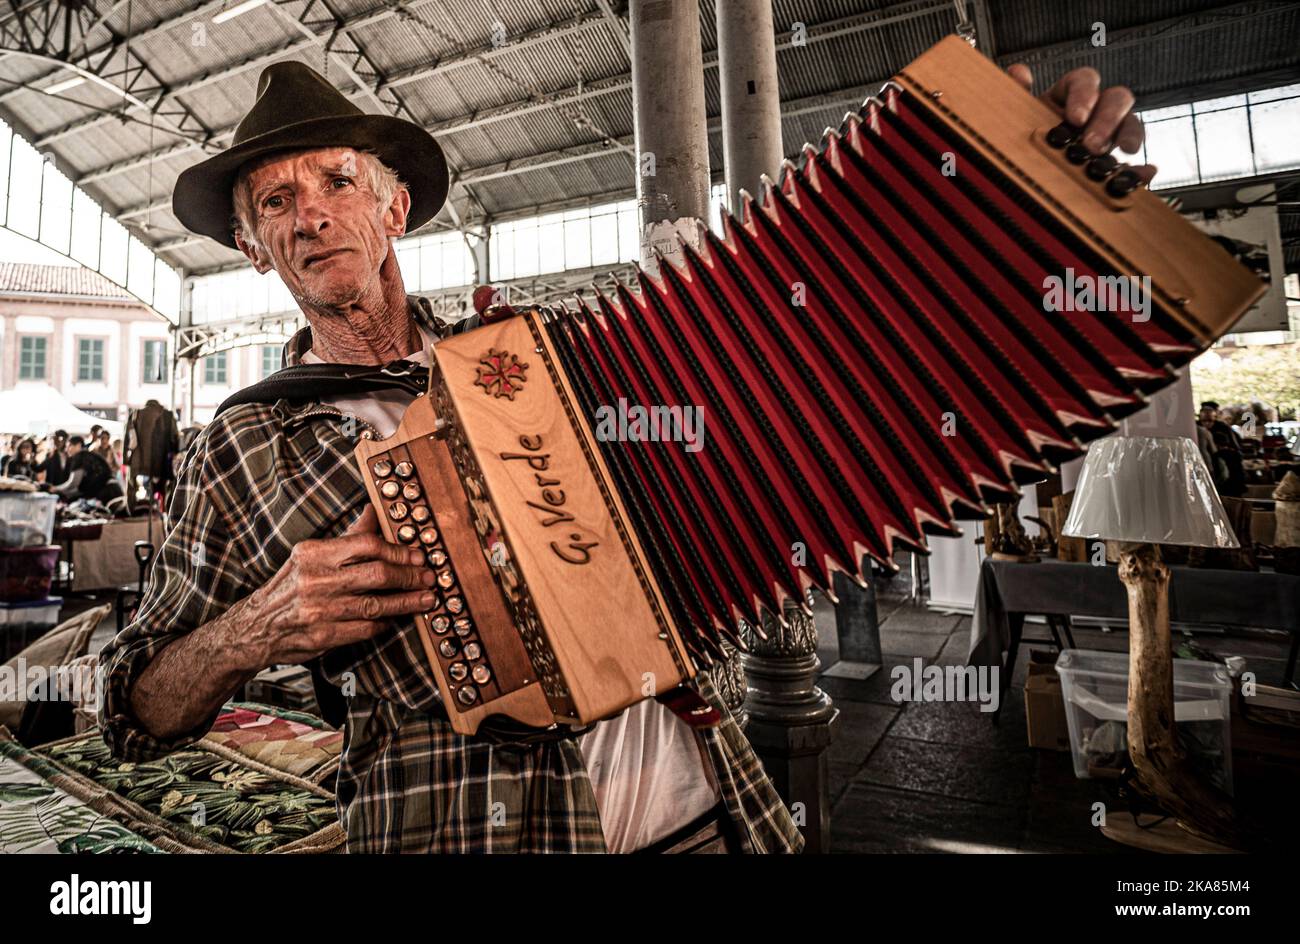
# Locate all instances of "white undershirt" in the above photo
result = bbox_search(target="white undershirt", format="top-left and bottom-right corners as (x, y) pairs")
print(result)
(303, 336), (720, 852)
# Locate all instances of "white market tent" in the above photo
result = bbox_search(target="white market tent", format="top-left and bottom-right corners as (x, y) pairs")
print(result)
(0, 383), (124, 438)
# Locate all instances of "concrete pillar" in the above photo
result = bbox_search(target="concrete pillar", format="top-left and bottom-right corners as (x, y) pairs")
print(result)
(716, 0), (784, 216)
(629, 0), (710, 264)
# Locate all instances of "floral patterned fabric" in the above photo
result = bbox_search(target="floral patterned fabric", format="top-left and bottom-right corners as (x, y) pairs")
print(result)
(202, 703), (343, 783)
(39, 728), (342, 854)
(0, 735), (160, 854)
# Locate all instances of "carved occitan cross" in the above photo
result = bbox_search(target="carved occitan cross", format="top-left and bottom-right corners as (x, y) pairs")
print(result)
(474, 349), (529, 400)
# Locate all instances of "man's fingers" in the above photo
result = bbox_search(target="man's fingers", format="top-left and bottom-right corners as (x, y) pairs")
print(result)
(335, 530), (427, 568)
(345, 504), (379, 535)
(339, 559), (435, 593)
(1081, 85), (1136, 153)
(1046, 67), (1100, 127)
(346, 589), (437, 622)
(1115, 113), (1145, 155)
(1131, 163), (1158, 185)
(1006, 63), (1033, 93)
(327, 620), (392, 648)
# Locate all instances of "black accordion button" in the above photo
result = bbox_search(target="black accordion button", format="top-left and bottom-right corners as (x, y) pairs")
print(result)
(1086, 154), (1119, 181)
(1106, 169), (1142, 197)
(1064, 142), (1091, 165)
(1045, 122), (1080, 148)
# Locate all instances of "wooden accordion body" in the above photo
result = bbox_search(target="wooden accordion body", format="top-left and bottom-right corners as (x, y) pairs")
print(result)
(355, 37), (1264, 736)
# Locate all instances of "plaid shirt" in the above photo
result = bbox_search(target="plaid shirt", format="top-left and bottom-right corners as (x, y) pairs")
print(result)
(99, 296), (803, 854)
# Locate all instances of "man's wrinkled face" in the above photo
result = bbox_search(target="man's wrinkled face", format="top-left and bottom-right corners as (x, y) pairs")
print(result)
(235, 147), (408, 308)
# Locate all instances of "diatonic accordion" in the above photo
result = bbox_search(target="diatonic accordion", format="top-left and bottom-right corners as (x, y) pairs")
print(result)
(355, 36), (1264, 735)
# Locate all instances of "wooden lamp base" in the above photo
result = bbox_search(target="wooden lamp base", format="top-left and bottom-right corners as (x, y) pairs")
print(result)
(1116, 542), (1244, 850)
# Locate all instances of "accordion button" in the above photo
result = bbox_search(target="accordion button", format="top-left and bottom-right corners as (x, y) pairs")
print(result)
(411, 505), (431, 524)
(1064, 142), (1091, 165)
(463, 642), (482, 661)
(439, 639), (459, 659)
(448, 662), (469, 682)
(394, 460), (414, 479)
(454, 617), (473, 636)
(380, 480), (401, 499)
(397, 524), (418, 543)
(457, 685), (479, 705)
(428, 550), (448, 567)
(437, 569), (455, 588)
(387, 501), (410, 521)
(472, 664), (491, 685)
(446, 596), (464, 614)
(371, 459), (393, 478)
(1045, 123), (1078, 148)
(402, 482), (422, 501)
(431, 615), (451, 634)
(420, 527), (439, 545)
(1106, 169), (1141, 197)
(1086, 154), (1118, 181)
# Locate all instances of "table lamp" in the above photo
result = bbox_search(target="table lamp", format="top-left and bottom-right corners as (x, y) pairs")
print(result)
(1061, 436), (1243, 847)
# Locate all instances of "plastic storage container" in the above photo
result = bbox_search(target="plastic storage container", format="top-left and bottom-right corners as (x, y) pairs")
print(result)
(0, 491), (58, 547)
(0, 545), (61, 602)
(0, 596), (62, 661)
(1055, 648), (1234, 795)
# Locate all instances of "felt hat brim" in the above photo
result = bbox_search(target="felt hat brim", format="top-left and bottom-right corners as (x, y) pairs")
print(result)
(172, 114), (448, 250)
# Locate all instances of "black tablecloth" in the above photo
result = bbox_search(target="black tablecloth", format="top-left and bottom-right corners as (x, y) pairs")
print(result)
(968, 558), (1300, 670)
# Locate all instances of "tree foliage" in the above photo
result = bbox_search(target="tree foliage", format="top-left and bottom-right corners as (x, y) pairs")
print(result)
(1191, 343), (1300, 421)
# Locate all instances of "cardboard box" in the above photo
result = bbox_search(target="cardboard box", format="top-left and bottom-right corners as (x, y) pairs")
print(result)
(1024, 650), (1070, 751)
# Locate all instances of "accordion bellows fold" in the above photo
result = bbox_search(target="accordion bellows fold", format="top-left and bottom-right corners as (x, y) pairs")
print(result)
(358, 37), (1264, 732)
(538, 38), (1263, 656)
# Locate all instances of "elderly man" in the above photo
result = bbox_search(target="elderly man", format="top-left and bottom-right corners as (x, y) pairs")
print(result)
(102, 58), (1148, 853)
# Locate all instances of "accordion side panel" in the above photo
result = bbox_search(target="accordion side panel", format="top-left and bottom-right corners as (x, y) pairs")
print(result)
(433, 314), (693, 724)
(897, 36), (1265, 341)
(353, 395), (555, 736)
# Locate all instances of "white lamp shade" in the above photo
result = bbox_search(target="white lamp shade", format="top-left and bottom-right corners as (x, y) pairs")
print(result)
(1061, 436), (1239, 548)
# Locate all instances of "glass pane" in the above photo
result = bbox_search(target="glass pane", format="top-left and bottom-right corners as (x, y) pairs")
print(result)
(1193, 107), (1254, 181)
(7, 135), (42, 238)
(100, 216), (128, 285)
(70, 189), (101, 269)
(397, 242), (421, 290)
(590, 211), (618, 266)
(127, 235), (154, 301)
(618, 205), (639, 263)
(564, 214), (592, 270)
(441, 236), (468, 287)
(513, 222), (539, 277)
(538, 217), (564, 275)
(39, 161), (72, 253)
(1193, 94), (1248, 114)
(1141, 103), (1192, 122)
(1250, 97), (1300, 173)
(1142, 115), (1199, 188)
(154, 260), (180, 322)
(1248, 84), (1300, 104)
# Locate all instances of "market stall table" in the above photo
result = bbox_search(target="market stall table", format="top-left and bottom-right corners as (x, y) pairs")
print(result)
(969, 558), (1300, 715)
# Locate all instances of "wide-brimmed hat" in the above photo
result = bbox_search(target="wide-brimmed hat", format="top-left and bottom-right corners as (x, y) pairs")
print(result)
(172, 61), (448, 249)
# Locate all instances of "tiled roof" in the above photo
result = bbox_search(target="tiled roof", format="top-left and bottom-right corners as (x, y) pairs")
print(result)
(0, 262), (134, 300)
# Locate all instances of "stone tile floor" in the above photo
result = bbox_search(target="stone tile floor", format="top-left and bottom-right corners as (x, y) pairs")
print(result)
(809, 581), (1295, 854)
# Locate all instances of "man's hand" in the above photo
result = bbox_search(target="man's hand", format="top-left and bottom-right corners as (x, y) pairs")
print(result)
(1007, 64), (1156, 185)
(245, 505), (436, 665)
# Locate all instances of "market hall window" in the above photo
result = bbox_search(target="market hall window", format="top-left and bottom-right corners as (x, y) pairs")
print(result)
(18, 335), (47, 380)
(203, 351), (228, 385)
(76, 337), (105, 382)
(142, 339), (168, 384)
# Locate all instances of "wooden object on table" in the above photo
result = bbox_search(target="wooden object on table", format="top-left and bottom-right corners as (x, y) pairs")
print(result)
(1186, 497), (1258, 570)
(1117, 542), (1245, 850)
(1101, 814), (1244, 854)
(1054, 493), (1086, 562)
(987, 501), (1038, 562)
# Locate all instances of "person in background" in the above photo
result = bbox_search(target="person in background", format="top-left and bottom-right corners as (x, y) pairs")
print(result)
(48, 435), (114, 502)
(94, 430), (117, 466)
(1199, 401), (1245, 497)
(1, 438), (38, 479)
(37, 429), (70, 486)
